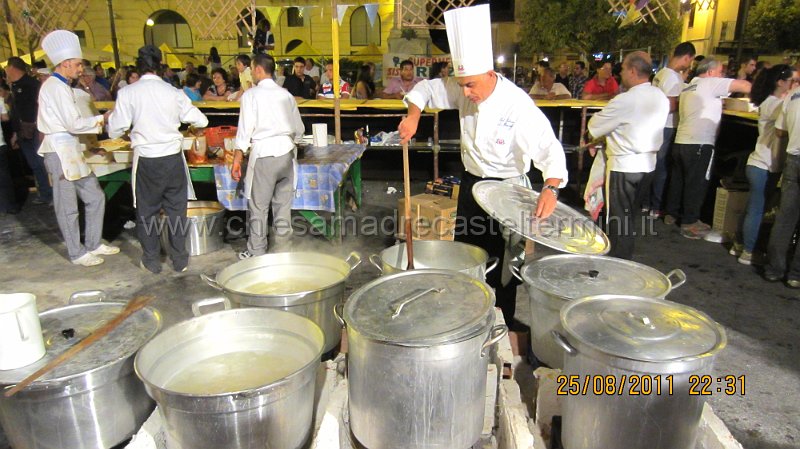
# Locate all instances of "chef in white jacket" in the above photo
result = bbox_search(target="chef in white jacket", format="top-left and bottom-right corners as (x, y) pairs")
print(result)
(231, 53), (305, 259)
(398, 5), (568, 323)
(107, 45), (208, 274)
(37, 30), (119, 267)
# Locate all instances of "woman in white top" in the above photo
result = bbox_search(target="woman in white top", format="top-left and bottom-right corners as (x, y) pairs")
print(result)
(733, 64), (798, 264)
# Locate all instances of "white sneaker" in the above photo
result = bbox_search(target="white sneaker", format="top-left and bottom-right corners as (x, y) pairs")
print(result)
(72, 253), (104, 267)
(90, 244), (120, 256)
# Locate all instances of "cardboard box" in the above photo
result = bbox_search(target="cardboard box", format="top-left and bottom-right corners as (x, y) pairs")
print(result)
(713, 187), (749, 237)
(425, 181), (460, 200)
(397, 193), (458, 241)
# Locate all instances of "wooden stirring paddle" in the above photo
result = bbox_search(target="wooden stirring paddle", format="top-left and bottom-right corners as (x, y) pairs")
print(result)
(402, 141), (415, 270)
(4, 295), (156, 397)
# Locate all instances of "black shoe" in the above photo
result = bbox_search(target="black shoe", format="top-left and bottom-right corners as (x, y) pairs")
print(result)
(764, 272), (782, 282)
(139, 260), (162, 274)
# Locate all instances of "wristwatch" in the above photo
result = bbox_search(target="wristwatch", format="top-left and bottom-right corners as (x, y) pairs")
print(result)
(543, 185), (559, 199)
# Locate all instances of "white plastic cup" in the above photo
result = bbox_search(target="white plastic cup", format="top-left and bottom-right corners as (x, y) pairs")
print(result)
(0, 293), (46, 370)
(312, 123), (328, 147)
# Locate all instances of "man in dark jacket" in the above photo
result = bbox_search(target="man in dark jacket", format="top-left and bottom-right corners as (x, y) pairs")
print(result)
(5, 57), (52, 205)
(283, 57), (317, 99)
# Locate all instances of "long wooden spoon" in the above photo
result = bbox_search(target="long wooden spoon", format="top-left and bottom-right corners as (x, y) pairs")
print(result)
(4, 295), (156, 397)
(402, 141), (414, 269)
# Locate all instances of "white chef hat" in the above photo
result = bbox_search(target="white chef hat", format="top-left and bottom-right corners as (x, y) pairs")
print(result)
(42, 30), (82, 66)
(444, 4), (494, 77)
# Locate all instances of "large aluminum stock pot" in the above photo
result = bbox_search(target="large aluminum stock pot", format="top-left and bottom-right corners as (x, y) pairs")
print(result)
(369, 240), (499, 281)
(340, 270), (507, 449)
(552, 295), (726, 449)
(0, 297), (161, 449)
(134, 305), (324, 449)
(160, 201), (225, 256)
(203, 251), (361, 353)
(517, 254), (686, 368)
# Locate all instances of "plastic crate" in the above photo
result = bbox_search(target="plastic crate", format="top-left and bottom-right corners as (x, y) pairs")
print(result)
(204, 126), (237, 149)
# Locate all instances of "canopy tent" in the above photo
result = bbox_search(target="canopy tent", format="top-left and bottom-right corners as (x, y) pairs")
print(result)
(0, 50), (50, 68)
(349, 43), (383, 62)
(99, 45), (137, 68)
(283, 41), (323, 58)
(158, 43), (202, 69)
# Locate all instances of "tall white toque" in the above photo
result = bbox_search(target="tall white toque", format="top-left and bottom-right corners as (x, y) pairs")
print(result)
(42, 30), (83, 66)
(444, 4), (494, 77)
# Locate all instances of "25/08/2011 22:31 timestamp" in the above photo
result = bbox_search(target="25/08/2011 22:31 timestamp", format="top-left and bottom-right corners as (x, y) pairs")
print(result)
(556, 374), (746, 396)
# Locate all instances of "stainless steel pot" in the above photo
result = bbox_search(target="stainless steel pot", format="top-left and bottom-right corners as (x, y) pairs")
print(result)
(160, 201), (226, 256)
(369, 240), (499, 281)
(203, 251), (361, 353)
(516, 254), (686, 369)
(339, 270), (507, 449)
(552, 295), (726, 449)
(134, 303), (324, 449)
(0, 294), (160, 449)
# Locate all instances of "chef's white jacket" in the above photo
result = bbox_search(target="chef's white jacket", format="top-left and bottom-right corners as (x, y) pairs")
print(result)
(588, 82), (669, 173)
(405, 74), (568, 185)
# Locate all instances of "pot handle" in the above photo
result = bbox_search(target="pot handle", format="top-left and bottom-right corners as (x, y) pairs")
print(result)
(14, 311), (29, 341)
(485, 257), (500, 275)
(481, 325), (508, 357)
(509, 264), (523, 282)
(665, 269), (687, 290)
(368, 254), (383, 274)
(191, 297), (231, 317)
(68, 290), (107, 305)
(551, 331), (578, 356)
(201, 273), (223, 291)
(345, 251), (362, 272)
(333, 302), (345, 327)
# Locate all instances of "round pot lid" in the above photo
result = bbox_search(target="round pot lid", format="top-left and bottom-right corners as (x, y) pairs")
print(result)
(472, 181), (609, 255)
(0, 302), (161, 385)
(344, 270), (495, 346)
(561, 295), (726, 362)
(522, 255), (672, 300)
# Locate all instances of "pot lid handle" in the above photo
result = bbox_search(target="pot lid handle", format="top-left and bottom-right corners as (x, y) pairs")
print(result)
(666, 269), (687, 289)
(390, 288), (445, 319)
(346, 252), (362, 272)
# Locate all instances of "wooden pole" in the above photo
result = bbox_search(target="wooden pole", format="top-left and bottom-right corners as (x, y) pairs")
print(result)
(1, 0), (18, 56)
(402, 141), (414, 269)
(331, 0), (342, 143)
(4, 296), (156, 398)
(106, 0), (121, 68)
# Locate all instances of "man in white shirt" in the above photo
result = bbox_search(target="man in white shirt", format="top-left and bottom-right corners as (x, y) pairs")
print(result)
(529, 67), (571, 100)
(764, 88), (800, 286)
(231, 54), (305, 259)
(665, 58), (751, 239)
(399, 5), (567, 322)
(587, 51), (669, 259)
(642, 42), (695, 218)
(108, 45), (209, 274)
(37, 30), (119, 267)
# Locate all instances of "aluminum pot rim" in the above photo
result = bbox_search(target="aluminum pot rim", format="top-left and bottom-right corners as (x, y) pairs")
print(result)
(134, 308), (325, 400)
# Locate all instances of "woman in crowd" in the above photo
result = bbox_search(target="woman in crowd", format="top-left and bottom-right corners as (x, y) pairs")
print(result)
(353, 64), (375, 99)
(429, 61), (450, 80)
(203, 67), (234, 101)
(731, 64), (798, 264)
(126, 69), (140, 86)
(110, 67), (129, 98)
(182, 73), (203, 101)
(206, 47), (222, 70)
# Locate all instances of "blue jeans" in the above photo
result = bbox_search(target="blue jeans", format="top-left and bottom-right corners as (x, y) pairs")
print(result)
(738, 166), (779, 252)
(766, 155), (800, 280)
(20, 135), (53, 202)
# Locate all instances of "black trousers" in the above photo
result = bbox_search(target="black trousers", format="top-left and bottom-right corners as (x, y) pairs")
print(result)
(455, 171), (520, 321)
(0, 145), (16, 213)
(665, 143), (713, 225)
(606, 171), (648, 260)
(136, 153), (189, 270)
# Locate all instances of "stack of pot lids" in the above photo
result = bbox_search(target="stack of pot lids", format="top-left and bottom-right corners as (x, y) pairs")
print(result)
(521, 255), (672, 300)
(344, 270), (495, 347)
(0, 302), (161, 384)
(561, 295), (726, 362)
(472, 181), (610, 255)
